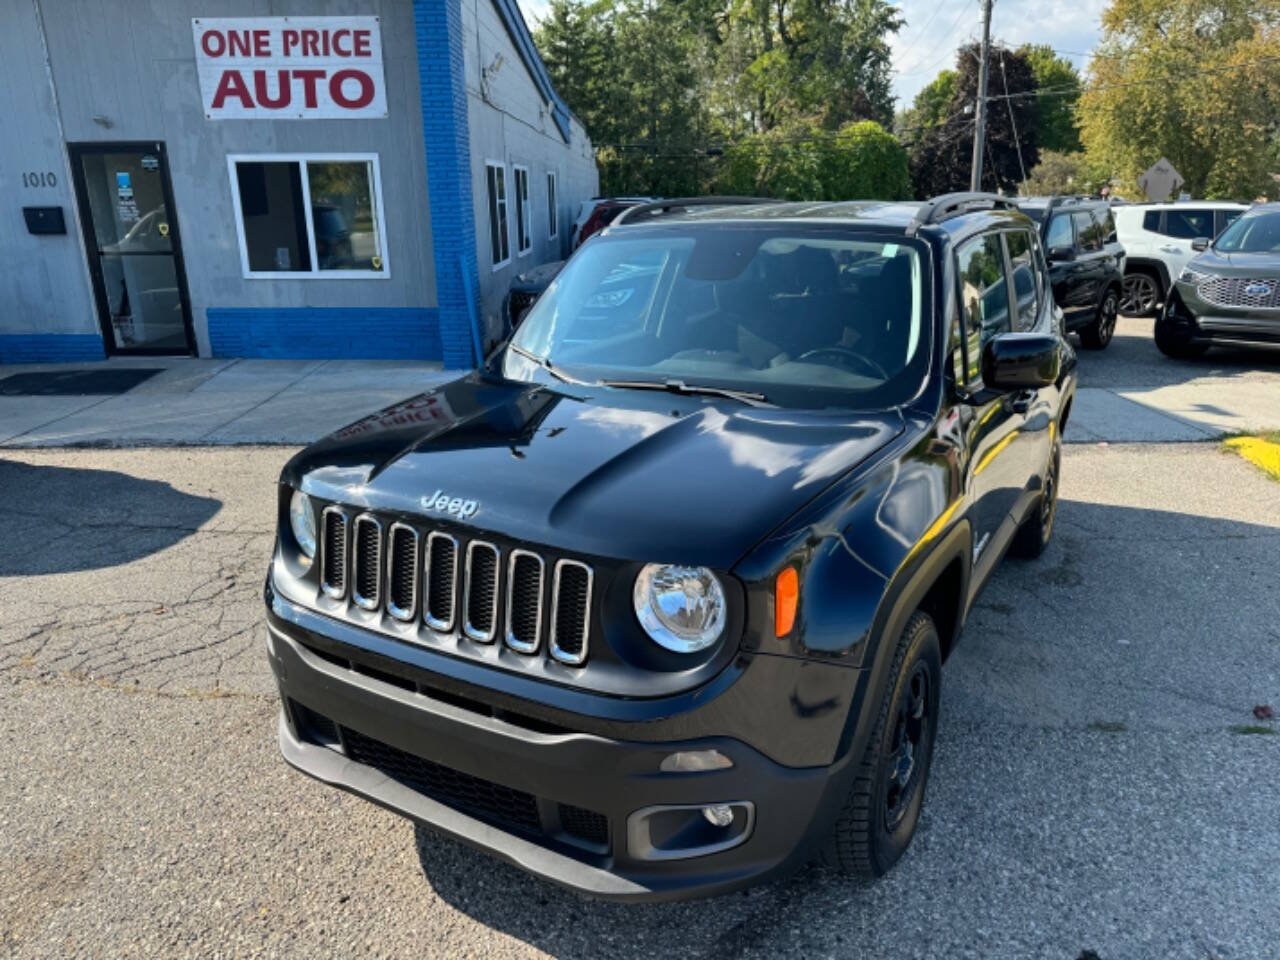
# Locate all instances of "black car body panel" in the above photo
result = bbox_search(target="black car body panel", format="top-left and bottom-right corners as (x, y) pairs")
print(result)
(266, 196), (1076, 901)
(1018, 197), (1124, 332)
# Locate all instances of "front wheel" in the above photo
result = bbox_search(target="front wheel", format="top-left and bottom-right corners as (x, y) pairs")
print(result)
(821, 611), (941, 880)
(1154, 312), (1210, 360)
(1079, 287), (1119, 349)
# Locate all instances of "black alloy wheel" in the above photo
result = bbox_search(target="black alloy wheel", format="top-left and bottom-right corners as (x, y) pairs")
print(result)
(1120, 273), (1160, 316)
(1080, 289), (1119, 349)
(883, 662), (932, 832)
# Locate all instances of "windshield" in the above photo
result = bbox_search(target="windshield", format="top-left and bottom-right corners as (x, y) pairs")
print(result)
(503, 226), (930, 409)
(1214, 210), (1280, 253)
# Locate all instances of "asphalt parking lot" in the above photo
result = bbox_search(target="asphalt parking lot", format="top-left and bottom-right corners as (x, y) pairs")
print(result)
(2, 325), (1278, 958)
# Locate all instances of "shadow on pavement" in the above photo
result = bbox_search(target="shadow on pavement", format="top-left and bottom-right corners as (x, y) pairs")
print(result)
(1080, 317), (1280, 389)
(407, 496), (1279, 957)
(0, 459), (221, 576)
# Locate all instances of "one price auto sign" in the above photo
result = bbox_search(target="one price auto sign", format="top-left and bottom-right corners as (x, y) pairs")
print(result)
(192, 17), (387, 120)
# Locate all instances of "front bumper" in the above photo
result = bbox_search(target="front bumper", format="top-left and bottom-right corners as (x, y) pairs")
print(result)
(1169, 283), (1280, 346)
(266, 590), (860, 902)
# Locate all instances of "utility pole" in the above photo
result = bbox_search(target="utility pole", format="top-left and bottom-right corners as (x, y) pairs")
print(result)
(969, 0), (994, 192)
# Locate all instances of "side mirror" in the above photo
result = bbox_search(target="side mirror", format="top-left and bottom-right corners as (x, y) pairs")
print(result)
(1191, 237), (1210, 252)
(1047, 244), (1075, 262)
(982, 333), (1061, 391)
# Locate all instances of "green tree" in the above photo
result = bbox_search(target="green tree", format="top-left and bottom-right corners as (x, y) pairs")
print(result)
(717, 120), (910, 198)
(1078, 0), (1280, 200)
(909, 43), (1040, 196)
(903, 70), (957, 131)
(1019, 150), (1110, 195)
(1018, 44), (1082, 153)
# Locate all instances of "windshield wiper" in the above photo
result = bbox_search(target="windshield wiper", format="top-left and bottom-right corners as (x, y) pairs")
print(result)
(507, 344), (594, 386)
(599, 378), (774, 408)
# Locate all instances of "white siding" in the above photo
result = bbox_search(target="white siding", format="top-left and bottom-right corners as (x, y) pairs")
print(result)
(461, 0), (598, 345)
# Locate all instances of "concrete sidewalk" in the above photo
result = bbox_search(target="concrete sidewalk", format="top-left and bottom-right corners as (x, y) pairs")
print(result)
(0, 357), (452, 447)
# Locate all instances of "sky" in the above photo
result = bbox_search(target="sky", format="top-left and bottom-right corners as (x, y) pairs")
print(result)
(514, 0), (1110, 109)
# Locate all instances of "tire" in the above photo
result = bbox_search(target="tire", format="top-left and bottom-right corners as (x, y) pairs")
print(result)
(1079, 286), (1119, 349)
(1154, 313), (1210, 359)
(1010, 432), (1061, 559)
(821, 611), (941, 880)
(1120, 270), (1161, 317)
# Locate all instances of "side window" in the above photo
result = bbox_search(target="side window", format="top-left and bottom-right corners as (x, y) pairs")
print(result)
(1143, 210), (1161, 232)
(1093, 208), (1116, 243)
(1164, 209), (1214, 239)
(1046, 214), (1074, 251)
(1005, 230), (1038, 330)
(485, 161), (510, 268)
(1073, 211), (1101, 252)
(955, 233), (1011, 382)
(1218, 209), (1242, 236)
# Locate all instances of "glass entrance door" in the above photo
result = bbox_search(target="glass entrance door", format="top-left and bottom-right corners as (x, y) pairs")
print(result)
(69, 142), (194, 355)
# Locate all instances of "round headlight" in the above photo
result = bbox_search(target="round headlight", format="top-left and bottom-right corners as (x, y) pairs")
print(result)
(289, 490), (317, 559)
(633, 564), (726, 653)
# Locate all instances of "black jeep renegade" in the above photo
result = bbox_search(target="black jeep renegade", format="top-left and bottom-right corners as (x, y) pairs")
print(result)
(266, 193), (1076, 902)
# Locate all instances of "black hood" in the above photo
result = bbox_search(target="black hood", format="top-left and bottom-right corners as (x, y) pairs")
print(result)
(282, 374), (903, 569)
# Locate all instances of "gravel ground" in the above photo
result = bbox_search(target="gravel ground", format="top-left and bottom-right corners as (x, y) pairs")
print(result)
(1, 442), (1277, 959)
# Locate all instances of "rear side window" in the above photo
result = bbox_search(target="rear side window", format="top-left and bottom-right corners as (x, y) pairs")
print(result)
(1046, 214), (1073, 251)
(1073, 211), (1101, 251)
(955, 233), (1011, 382)
(1093, 208), (1117, 243)
(1004, 230), (1038, 330)
(1143, 211), (1161, 232)
(1164, 209), (1214, 239)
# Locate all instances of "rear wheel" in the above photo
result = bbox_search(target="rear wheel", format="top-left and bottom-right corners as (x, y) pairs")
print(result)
(821, 611), (941, 880)
(1010, 433), (1061, 559)
(1079, 287), (1119, 349)
(1120, 270), (1161, 317)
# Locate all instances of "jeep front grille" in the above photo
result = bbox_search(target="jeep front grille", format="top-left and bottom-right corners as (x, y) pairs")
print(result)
(1197, 276), (1280, 310)
(550, 560), (592, 665)
(351, 514), (382, 610)
(317, 506), (594, 666)
(423, 532), (458, 631)
(320, 508), (348, 599)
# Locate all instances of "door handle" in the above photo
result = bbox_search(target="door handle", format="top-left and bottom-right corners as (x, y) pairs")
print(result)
(1159, 245), (1181, 254)
(1009, 390), (1035, 414)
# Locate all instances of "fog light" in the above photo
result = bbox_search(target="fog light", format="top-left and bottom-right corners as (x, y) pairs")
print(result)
(702, 804), (735, 827)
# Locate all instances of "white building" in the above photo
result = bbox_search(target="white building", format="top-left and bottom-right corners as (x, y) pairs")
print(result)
(0, 0), (597, 368)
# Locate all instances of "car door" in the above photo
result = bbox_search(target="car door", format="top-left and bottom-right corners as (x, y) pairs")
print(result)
(1071, 210), (1106, 308)
(1158, 207), (1216, 280)
(1044, 211), (1090, 325)
(954, 232), (1032, 584)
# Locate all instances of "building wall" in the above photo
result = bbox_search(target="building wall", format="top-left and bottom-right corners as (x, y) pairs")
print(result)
(0, 1), (101, 362)
(34, 0), (440, 360)
(460, 0), (599, 346)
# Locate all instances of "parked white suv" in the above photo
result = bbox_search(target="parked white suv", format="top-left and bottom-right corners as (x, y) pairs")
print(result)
(1113, 202), (1248, 315)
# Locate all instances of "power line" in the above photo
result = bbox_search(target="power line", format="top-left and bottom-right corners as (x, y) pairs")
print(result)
(989, 53), (1280, 100)
(893, 0), (966, 66)
(896, 2), (980, 77)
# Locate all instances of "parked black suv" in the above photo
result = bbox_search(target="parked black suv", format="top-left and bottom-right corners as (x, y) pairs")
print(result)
(266, 193), (1077, 901)
(1016, 196), (1124, 349)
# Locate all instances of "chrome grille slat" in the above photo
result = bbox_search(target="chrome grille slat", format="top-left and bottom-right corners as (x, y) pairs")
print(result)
(351, 514), (383, 611)
(1197, 276), (1280, 310)
(320, 507), (348, 599)
(505, 550), (545, 654)
(423, 532), (459, 632)
(386, 523), (419, 621)
(550, 559), (592, 666)
(464, 541), (500, 643)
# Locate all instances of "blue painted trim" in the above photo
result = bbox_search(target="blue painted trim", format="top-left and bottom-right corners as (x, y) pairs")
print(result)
(0, 334), (106, 365)
(207, 308), (442, 360)
(491, 0), (573, 142)
(414, 0), (483, 369)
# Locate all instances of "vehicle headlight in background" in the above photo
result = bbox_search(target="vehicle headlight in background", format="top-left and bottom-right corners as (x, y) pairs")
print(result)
(633, 564), (726, 653)
(1180, 266), (1211, 286)
(289, 490), (317, 560)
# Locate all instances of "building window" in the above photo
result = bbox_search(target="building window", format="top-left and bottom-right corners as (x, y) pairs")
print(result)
(546, 172), (558, 239)
(227, 154), (387, 279)
(486, 161), (510, 269)
(513, 165), (532, 256)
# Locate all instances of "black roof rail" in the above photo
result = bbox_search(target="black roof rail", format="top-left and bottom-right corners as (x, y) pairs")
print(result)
(1045, 194), (1099, 209)
(611, 196), (781, 227)
(907, 192), (1018, 234)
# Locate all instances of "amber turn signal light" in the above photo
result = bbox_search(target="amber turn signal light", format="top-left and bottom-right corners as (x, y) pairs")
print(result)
(775, 567), (798, 637)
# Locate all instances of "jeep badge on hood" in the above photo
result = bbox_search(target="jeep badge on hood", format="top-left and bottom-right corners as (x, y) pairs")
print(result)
(421, 490), (479, 519)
